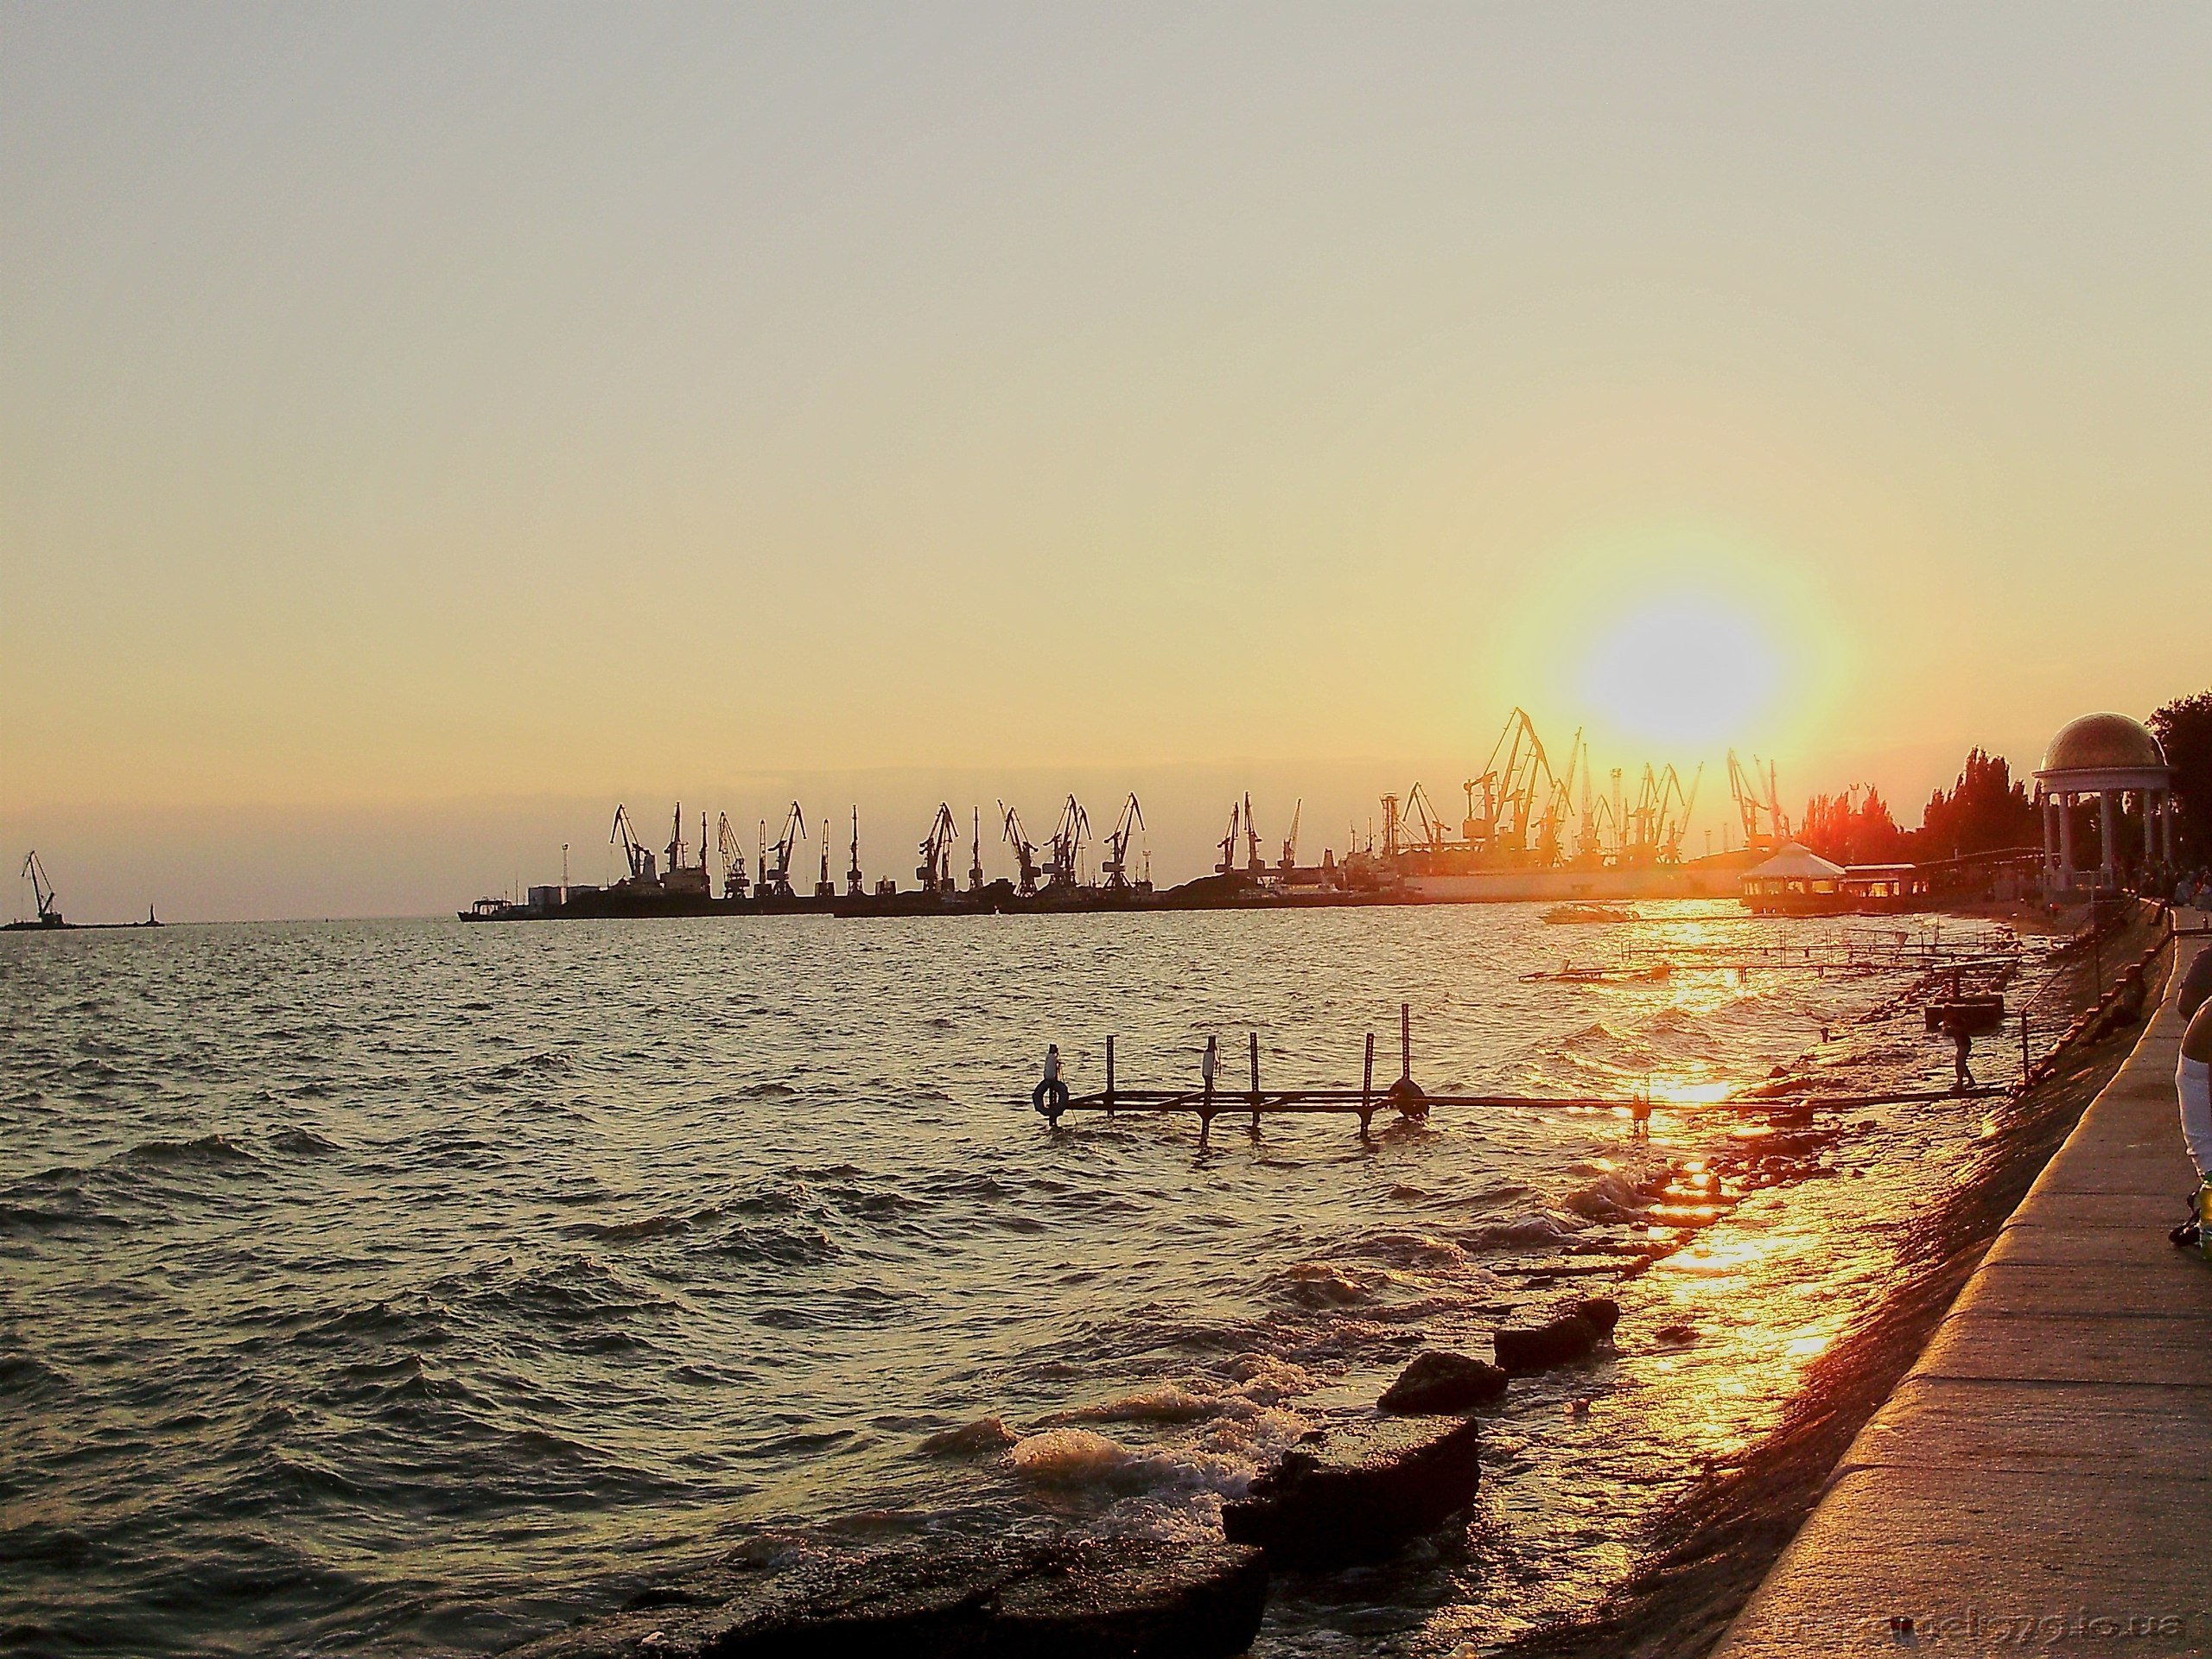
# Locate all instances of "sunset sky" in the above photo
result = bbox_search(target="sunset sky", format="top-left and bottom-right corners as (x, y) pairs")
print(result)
(5, 4), (2208, 919)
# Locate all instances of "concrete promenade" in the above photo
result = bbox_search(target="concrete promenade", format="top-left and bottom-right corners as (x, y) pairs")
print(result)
(1717, 917), (2211, 1658)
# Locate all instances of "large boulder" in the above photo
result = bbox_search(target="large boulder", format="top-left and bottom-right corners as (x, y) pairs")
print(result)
(1377, 1351), (1509, 1414)
(1492, 1297), (1621, 1375)
(1221, 1416), (1480, 1568)
(505, 1535), (1268, 1659)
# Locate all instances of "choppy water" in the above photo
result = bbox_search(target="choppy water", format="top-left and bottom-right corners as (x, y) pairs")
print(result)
(2, 904), (2042, 1656)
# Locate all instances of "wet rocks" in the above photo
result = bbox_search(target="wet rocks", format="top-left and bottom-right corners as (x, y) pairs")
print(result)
(1222, 1416), (1481, 1568)
(1493, 1296), (1621, 1375)
(510, 1535), (1268, 1659)
(1377, 1350), (1509, 1414)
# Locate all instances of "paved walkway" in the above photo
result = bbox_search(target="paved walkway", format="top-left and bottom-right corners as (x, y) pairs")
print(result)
(1716, 918), (2211, 1658)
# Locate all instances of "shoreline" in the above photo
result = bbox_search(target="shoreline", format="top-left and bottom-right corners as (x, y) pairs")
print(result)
(1494, 903), (2175, 1659)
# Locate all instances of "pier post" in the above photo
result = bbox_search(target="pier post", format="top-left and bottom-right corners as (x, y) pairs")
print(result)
(1249, 1031), (1261, 1137)
(1105, 1034), (1116, 1113)
(1353, 1026), (1371, 1141)
(1399, 1003), (1412, 1085)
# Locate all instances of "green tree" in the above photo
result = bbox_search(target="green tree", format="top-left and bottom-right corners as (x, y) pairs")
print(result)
(1912, 749), (2038, 860)
(1799, 786), (1909, 865)
(2151, 690), (2212, 864)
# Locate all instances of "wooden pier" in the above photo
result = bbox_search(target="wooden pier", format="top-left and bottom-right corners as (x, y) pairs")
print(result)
(1039, 1006), (2009, 1146)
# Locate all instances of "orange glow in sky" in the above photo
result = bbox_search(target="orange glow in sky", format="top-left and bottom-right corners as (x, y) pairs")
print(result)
(3, 8), (2207, 918)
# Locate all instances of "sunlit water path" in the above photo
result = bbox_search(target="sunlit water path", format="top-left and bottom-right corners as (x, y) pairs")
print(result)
(1, 905), (2038, 1656)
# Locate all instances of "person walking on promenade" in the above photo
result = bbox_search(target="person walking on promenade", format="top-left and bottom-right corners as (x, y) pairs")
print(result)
(2175, 995), (2212, 1249)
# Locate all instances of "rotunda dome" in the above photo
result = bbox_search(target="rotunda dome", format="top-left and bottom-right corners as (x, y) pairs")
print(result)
(2040, 713), (2166, 775)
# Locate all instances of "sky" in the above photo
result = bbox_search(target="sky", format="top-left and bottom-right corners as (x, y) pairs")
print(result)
(3, 3), (2209, 920)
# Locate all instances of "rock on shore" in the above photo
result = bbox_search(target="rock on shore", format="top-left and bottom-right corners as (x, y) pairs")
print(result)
(1222, 1416), (1482, 1568)
(505, 1535), (1268, 1659)
(1378, 1350), (1510, 1414)
(1494, 1297), (1620, 1375)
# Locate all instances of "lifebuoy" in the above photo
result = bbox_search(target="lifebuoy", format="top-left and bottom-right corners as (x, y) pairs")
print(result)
(1033, 1077), (1071, 1117)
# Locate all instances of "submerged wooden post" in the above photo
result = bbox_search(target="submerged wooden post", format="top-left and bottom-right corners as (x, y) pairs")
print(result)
(1360, 1032), (1376, 1139)
(1249, 1031), (1262, 1136)
(1400, 1002), (1412, 1084)
(1105, 1034), (1116, 1113)
(1201, 1035), (1217, 1147)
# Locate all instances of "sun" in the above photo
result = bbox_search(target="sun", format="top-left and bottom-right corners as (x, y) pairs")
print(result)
(1578, 592), (1783, 749)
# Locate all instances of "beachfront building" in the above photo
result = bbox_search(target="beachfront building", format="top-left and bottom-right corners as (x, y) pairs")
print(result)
(1740, 842), (1847, 913)
(1741, 845), (1934, 913)
(1838, 862), (1932, 908)
(2033, 713), (2177, 895)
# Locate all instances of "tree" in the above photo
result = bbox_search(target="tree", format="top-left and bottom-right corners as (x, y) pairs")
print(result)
(1912, 749), (2038, 861)
(1799, 786), (1909, 865)
(2151, 690), (2212, 865)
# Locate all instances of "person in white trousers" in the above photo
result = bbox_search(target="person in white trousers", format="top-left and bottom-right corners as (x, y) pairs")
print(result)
(2176, 996), (2212, 1248)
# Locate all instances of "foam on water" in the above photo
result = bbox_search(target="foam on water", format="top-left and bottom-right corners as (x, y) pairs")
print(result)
(0, 903), (2045, 1655)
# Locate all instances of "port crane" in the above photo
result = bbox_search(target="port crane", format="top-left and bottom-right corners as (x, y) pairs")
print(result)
(1406, 782), (1450, 855)
(1216, 798), (1243, 876)
(815, 820), (835, 899)
(1001, 804), (1041, 897)
(1727, 751), (1789, 853)
(1047, 795), (1090, 888)
(609, 804), (658, 883)
(715, 813), (750, 899)
(1539, 730), (1585, 867)
(1278, 799), (1301, 873)
(1658, 762), (1704, 861)
(1468, 707), (1554, 859)
(847, 808), (866, 898)
(917, 804), (959, 894)
(759, 803), (805, 899)
(664, 804), (700, 882)
(19, 851), (60, 925)
(1242, 794), (1264, 875)
(1102, 793), (1145, 891)
(1624, 766), (1663, 864)
(969, 808), (986, 893)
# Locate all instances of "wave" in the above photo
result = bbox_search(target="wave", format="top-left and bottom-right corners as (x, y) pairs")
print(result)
(565, 1213), (691, 1243)
(706, 1221), (838, 1266)
(1268, 1262), (1388, 1305)
(121, 1133), (256, 1166)
(1010, 1427), (1141, 1485)
(1452, 1211), (1584, 1253)
(267, 1128), (340, 1157)
(1043, 1384), (1224, 1426)
(0, 1351), (72, 1403)
(918, 1416), (1016, 1458)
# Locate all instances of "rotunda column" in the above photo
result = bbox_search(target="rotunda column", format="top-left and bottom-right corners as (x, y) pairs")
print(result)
(2041, 791), (2056, 883)
(2058, 792), (2076, 891)
(2099, 790), (2118, 887)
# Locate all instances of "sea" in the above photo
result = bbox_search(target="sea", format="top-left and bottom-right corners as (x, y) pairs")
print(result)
(0, 902), (2044, 1656)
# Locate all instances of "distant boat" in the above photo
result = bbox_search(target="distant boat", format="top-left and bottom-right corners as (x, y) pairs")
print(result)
(1543, 903), (1637, 925)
